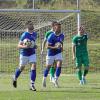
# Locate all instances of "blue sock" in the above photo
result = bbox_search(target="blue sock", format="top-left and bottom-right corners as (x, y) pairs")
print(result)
(56, 67), (61, 77)
(30, 70), (36, 83)
(44, 68), (49, 77)
(15, 68), (22, 79)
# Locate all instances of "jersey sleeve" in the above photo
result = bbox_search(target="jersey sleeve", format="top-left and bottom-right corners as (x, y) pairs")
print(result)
(84, 33), (88, 40)
(45, 31), (52, 40)
(47, 33), (54, 44)
(45, 31), (48, 39)
(20, 32), (26, 41)
(62, 34), (64, 42)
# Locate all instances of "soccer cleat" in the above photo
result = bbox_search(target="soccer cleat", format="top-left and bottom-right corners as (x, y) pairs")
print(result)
(54, 79), (59, 88)
(50, 77), (55, 83)
(82, 76), (86, 84)
(12, 78), (17, 88)
(42, 78), (46, 87)
(50, 76), (52, 82)
(79, 80), (84, 85)
(30, 84), (36, 91)
(12, 75), (17, 88)
(51, 77), (55, 84)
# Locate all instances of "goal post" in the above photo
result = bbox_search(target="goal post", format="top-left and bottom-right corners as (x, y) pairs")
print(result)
(0, 9), (80, 73)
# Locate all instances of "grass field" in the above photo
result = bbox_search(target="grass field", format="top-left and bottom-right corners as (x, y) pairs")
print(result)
(0, 73), (100, 100)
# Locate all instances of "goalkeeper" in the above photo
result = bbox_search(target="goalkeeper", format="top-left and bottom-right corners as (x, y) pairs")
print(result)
(72, 26), (89, 85)
(41, 21), (58, 83)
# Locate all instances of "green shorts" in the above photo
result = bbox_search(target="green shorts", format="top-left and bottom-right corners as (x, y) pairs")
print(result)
(75, 54), (89, 68)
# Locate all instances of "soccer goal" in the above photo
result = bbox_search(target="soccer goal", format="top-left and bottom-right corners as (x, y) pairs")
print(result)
(0, 9), (80, 73)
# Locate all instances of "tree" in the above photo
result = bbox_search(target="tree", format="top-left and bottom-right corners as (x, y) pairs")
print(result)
(16, 0), (27, 8)
(26, 0), (33, 8)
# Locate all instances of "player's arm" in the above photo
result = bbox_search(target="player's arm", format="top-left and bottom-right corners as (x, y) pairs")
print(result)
(41, 31), (49, 54)
(84, 32), (89, 40)
(72, 36), (76, 60)
(46, 42), (59, 49)
(33, 32), (38, 49)
(72, 43), (76, 60)
(46, 33), (61, 49)
(41, 38), (47, 54)
(61, 33), (65, 52)
(60, 42), (63, 52)
(17, 33), (29, 49)
(18, 41), (29, 49)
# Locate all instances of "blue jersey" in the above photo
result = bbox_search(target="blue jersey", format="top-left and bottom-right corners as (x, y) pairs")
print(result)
(47, 32), (64, 56)
(20, 32), (37, 56)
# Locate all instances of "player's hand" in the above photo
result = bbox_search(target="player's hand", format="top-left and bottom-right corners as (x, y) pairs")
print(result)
(55, 43), (62, 49)
(20, 44), (30, 49)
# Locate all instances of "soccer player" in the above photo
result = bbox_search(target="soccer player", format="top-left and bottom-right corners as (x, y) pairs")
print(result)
(41, 21), (58, 83)
(72, 26), (89, 85)
(12, 21), (37, 91)
(42, 23), (64, 87)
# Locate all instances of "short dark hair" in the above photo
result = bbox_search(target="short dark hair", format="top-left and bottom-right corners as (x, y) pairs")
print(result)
(56, 22), (61, 25)
(51, 21), (58, 26)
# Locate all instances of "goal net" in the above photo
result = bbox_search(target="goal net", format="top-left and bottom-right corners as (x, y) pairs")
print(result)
(0, 9), (80, 73)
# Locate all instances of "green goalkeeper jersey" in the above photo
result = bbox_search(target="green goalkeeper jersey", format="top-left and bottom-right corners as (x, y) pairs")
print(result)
(45, 29), (53, 39)
(72, 34), (88, 57)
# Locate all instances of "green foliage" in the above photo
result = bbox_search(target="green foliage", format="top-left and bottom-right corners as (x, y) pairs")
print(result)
(35, 0), (100, 10)
(81, 11), (100, 40)
(16, 0), (27, 8)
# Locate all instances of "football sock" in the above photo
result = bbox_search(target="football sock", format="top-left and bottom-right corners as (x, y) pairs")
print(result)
(50, 67), (55, 77)
(15, 68), (22, 80)
(55, 67), (61, 78)
(30, 70), (36, 83)
(83, 69), (88, 77)
(77, 70), (82, 80)
(44, 68), (49, 77)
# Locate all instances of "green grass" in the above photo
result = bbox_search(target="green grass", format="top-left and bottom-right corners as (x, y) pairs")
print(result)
(0, 73), (100, 100)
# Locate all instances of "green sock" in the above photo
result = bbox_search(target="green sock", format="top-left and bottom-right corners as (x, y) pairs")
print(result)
(83, 70), (88, 77)
(77, 70), (82, 80)
(50, 67), (55, 77)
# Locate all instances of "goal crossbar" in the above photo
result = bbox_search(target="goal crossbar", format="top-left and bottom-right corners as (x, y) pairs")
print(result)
(0, 9), (80, 13)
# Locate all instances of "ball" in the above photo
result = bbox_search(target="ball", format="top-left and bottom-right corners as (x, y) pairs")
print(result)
(23, 38), (31, 47)
(55, 42), (62, 48)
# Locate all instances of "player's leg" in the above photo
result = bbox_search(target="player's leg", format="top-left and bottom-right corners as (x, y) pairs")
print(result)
(42, 55), (54, 87)
(49, 63), (55, 82)
(75, 57), (83, 85)
(54, 53), (63, 87)
(29, 54), (37, 91)
(82, 54), (89, 84)
(76, 67), (83, 85)
(13, 55), (28, 88)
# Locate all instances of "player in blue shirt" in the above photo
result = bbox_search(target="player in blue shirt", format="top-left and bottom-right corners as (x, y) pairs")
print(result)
(41, 21), (58, 83)
(42, 23), (64, 87)
(12, 21), (37, 91)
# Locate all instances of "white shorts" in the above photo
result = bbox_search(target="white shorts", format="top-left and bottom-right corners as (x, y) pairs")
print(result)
(19, 54), (36, 66)
(46, 53), (63, 65)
